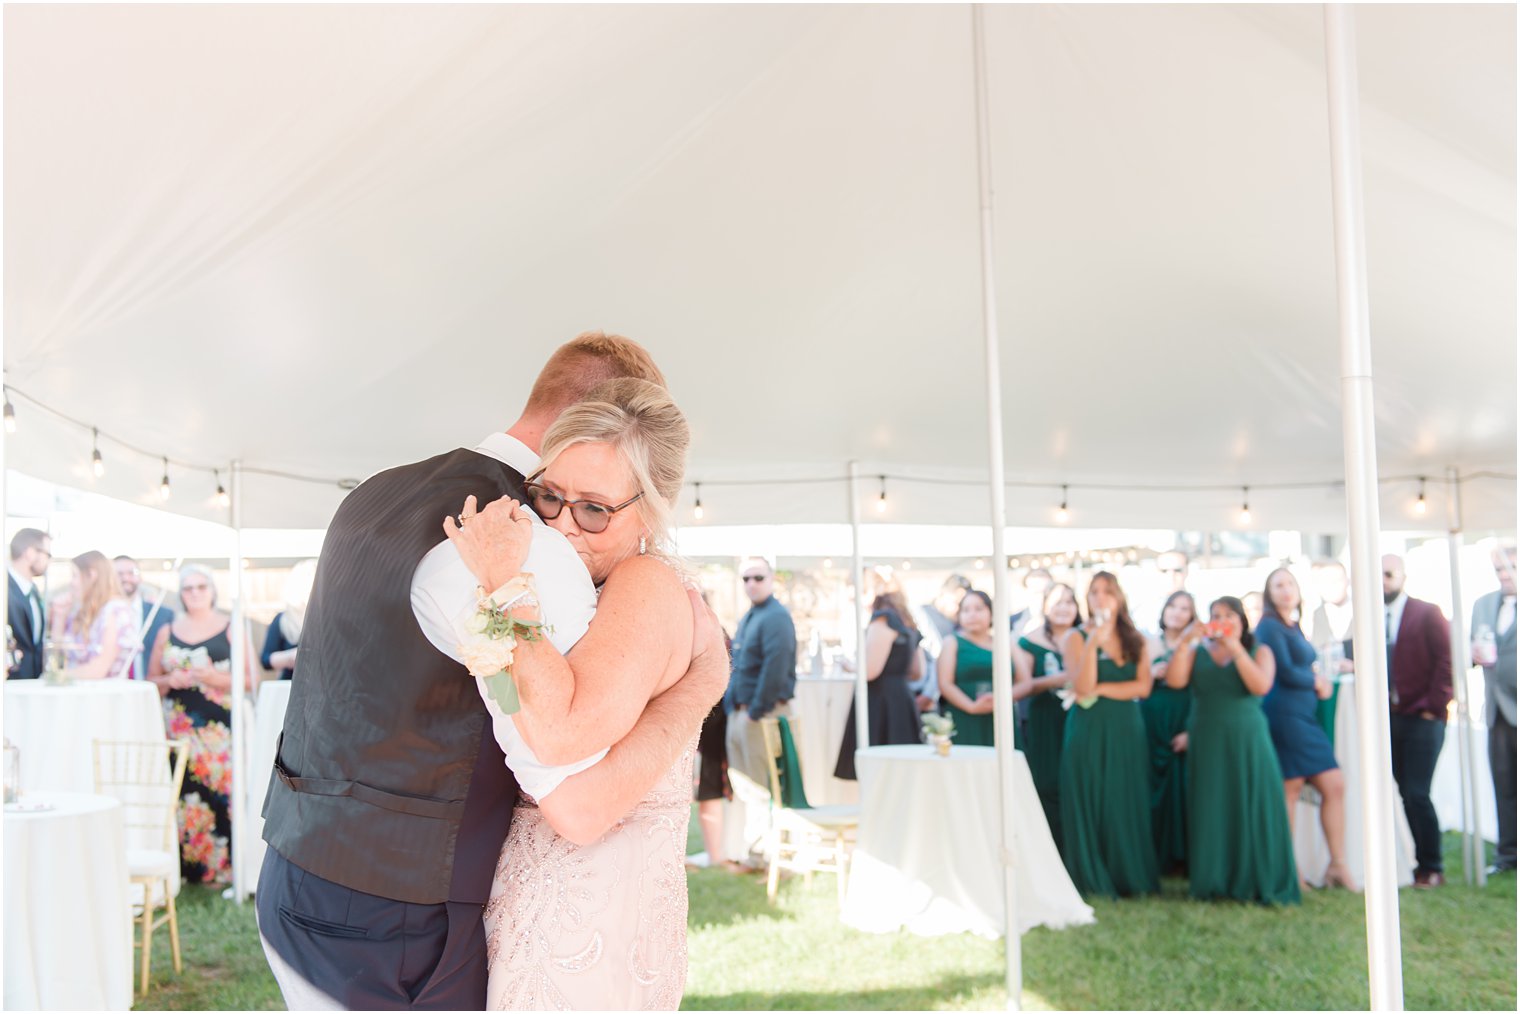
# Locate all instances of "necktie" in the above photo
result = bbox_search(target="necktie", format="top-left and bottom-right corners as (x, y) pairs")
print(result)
(1385, 606), (1398, 707)
(1499, 596), (1516, 638)
(26, 586), (42, 642)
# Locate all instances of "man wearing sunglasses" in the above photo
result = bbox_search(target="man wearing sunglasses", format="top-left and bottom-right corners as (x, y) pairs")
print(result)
(725, 558), (798, 798)
(258, 333), (729, 1010)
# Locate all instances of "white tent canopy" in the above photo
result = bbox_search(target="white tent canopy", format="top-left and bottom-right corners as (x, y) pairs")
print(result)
(4, 3), (1514, 532)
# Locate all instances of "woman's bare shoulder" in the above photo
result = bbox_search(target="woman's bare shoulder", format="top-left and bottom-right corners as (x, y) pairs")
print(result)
(602, 554), (687, 601)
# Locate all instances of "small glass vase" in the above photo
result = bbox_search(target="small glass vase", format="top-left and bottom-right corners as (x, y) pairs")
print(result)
(930, 734), (951, 757)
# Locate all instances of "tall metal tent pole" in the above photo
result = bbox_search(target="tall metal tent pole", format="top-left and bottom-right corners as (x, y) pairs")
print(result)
(229, 460), (249, 904)
(971, 5), (1021, 1007)
(1322, 5), (1403, 1008)
(1445, 468), (1487, 886)
(848, 461), (869, 760)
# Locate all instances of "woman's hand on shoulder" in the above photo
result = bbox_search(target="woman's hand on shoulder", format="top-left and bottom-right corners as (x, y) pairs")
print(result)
(443, 494), (535, 590)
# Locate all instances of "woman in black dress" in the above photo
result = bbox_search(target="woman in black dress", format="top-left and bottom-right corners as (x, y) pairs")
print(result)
(835, 589), (924, 780)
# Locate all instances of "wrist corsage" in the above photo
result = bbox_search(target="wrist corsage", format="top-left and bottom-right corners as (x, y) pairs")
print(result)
(458, 574), (552, 715)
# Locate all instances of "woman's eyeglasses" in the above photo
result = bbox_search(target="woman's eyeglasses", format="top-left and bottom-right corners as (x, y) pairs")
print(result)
(524, 480), (643, 535)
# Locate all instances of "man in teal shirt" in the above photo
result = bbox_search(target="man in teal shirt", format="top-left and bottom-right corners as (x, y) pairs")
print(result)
(724, 557), (798, 792)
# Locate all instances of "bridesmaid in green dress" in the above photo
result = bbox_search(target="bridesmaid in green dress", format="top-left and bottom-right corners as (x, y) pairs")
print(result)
(1142, 591), (1197, 876)
(1165, 596), (1300, 905)
(938, 590), (1000, 746)
(1013, 583), (1082, 851)
(1058, 572), (1159, 899)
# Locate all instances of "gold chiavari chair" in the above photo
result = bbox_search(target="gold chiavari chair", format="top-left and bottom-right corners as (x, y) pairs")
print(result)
(758, 716), (858, 904)
(92, 738), (189, 998)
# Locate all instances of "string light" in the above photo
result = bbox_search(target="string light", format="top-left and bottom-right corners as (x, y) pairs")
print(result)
(876, 475), (888, 514)
(693, 483), (704, 521)
(823, 558), (833, 569)
(91, 428), (104, 477)
(901, 560), (912, 570)
(214, 470), (230, 509)
(1055, 485), (1070, 524)
(1238, 487), (1252, 526)
(3, 391), (14, 434)
(1414, 477), (1427, 516)
(974, 558), (985, 569)
(1009, 558), (1021, 569)
(159, 458), (172, 501)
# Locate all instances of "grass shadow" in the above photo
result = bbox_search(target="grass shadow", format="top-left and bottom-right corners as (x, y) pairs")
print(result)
(686, 865), (796, 929)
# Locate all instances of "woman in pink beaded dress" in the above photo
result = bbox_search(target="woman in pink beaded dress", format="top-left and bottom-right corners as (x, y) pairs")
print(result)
(446, 378), (700, 1011)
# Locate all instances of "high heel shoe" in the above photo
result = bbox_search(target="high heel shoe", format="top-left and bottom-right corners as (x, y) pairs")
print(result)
(1323, 861), (1360, 891)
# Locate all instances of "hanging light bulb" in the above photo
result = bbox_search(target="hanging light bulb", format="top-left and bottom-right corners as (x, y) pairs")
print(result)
(3, 391), (15, 434)
(1055, 484), (1070, 524)
(823, 558), (833, 569)
(214, 470), (230, 509)
(901, 560), (912, 571)
(975, 558), (985, 570)
(876, 475), (888, 514)
(1413, 477), (1427, 516)
(693, 483), (704, 521)
(91, 428), (105, 477)
(1009, 557), (1020, 569)
(159, 458), (172, 501)
(1238, 487), (1252, 526)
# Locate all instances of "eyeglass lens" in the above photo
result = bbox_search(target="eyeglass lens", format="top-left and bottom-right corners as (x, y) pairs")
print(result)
(742, 574), (767, 583)
(526, 486), (613, 534)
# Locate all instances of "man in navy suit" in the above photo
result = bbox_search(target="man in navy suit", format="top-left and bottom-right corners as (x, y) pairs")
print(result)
(7, 529), (52, 679)
(1383, 553), (1453, 888)
(113, 555), (173, 680)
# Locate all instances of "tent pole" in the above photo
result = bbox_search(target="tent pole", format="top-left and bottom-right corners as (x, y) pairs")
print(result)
(1322, 6), (1403, 1009)
(1445, 468), (1486, 886)
(229, 460), (248, 904)
(970, 5), (1020, 1007)
(848, 461), (869, 766)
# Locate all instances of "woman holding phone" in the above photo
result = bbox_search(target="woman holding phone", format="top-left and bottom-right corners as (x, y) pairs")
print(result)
(1166, 597), (1299, 904)
(1058, 572), (1158, 898)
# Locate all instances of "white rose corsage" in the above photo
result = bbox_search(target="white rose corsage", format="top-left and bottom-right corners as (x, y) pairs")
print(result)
(458, 574), (551, 715)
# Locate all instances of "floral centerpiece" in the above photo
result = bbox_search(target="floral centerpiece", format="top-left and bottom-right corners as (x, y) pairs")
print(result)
(921, 712), (956, 757)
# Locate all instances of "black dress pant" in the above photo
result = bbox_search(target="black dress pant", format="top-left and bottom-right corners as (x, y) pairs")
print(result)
(1490, 712), (1517, 870)
(1389, 712), (1447, 875)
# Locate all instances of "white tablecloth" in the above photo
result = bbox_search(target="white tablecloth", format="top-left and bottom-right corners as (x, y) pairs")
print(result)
(4, 791), (133, 1010)
(3, 681), (167, 794)
(245, 679), (292, 892)
(841, 745), (1094, 939)
(790, 677), (859, 807)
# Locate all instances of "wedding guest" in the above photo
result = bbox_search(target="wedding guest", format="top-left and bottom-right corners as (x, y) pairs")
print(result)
(724, 557), (797, 793)
(1472, 545), (1517, 875)
(148, 564), (252, 886)
(1143, 590), (1197, 875)
(835, 588), (924, 780)
(53, 551), (137, 680)
(1013, 582), (1081, 848)
(1382, 554), (1453, 888)
(1166, 597), (1299, 904)
(938, 590), (1004, 747)
(1309, 560), (1355, 743)
(1256, 568), (1352, 889)
(259, 560), (315, 681)
(114, 555), (173, 680)
(690, 609), (736, 872)
(1059, 571), (1158, 898)
(914, 574), (971, 712)
(6, 528), (50, 679)
(1243, 591), (1265, 631)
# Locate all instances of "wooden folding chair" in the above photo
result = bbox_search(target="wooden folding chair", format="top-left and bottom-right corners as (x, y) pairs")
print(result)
(758, 716), (859, 904)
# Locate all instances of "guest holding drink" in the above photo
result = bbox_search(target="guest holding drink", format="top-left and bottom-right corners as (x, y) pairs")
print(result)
(53, 550), (137, 680)
(1256, 567), (1352, 889)
(1014, 583), (1081, 849)
(1142, 590), (1197, 875)
(835, 589), (924, 780)
(148, 564), (252, 886)
(1058, 572), (1158, 898)
(1166, 597), (1299, 904)
(938, 591), (1019, 748)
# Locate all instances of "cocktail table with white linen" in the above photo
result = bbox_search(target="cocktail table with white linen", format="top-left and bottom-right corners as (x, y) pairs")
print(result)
(3, 681), (167, 793)
(840, 744), (1093, 938)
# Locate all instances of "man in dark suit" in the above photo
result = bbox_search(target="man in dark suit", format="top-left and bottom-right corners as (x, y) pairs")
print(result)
(1472, 545), (1517, 875)
(7, 528), (51, 679)
(113, 555), (173, 680)
(1383, 553), (1453, 887)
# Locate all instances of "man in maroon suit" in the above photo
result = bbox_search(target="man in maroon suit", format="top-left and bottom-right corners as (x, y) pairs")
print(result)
(1383, 553), (1453, 887)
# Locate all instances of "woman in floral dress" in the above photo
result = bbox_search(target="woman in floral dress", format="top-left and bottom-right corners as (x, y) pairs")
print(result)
(148, 564), (248, 886)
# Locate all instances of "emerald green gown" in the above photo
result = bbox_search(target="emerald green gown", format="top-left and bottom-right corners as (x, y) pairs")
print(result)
(1059, 650), (1159, 898)
(1018, 636), (1068, 851)
(941, 635), (1021, 748)
(1140, 645), (1191, 873)
(1186, 647), (1301, 905)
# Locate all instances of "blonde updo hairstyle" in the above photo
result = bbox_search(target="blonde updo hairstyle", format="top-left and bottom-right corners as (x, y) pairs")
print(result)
(536, 378), (690, 561)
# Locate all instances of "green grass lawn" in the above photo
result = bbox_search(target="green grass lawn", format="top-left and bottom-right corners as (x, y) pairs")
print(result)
(138, 832), (1516, 1011)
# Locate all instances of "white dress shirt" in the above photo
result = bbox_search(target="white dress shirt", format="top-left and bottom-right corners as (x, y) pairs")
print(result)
(1498, 595), (1516, 638)
(1385, 591), (1408, 646)
(409, 432), (602, 800)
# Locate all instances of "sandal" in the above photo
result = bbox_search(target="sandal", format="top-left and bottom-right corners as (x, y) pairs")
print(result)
(1323, 861), (1360, 891)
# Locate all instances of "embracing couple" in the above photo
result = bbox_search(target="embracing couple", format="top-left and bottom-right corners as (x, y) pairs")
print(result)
(256, 333), (729, 1010)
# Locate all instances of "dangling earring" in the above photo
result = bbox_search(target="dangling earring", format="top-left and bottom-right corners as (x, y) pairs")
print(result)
(639, 534), (648, 555)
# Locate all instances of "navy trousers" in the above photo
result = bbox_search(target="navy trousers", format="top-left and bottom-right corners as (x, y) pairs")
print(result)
(1389, 712), (1447, 876)
(256, 848), (487, 1010)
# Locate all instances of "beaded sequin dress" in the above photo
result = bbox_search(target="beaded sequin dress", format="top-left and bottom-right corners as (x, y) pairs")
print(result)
(483, 737), (696, 1010)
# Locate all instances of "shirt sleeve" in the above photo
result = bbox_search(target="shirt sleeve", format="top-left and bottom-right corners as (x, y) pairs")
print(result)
(1256, 620), (1313, 689)
(749, 609), (797, 716)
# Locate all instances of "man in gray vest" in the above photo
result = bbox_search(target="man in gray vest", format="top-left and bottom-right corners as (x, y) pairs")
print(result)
(257, 332), (728, 1009)
(1473, 544), (1517, 875)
